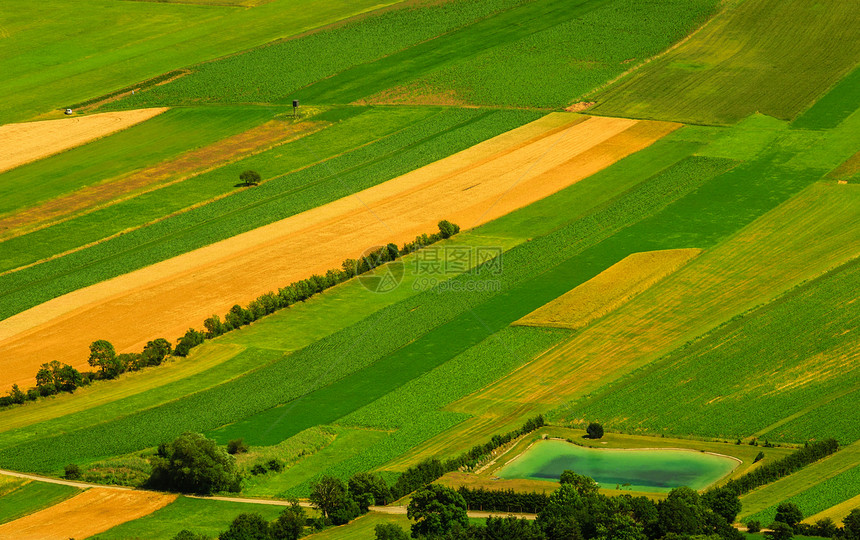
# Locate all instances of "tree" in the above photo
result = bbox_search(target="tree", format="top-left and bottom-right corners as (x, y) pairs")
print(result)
(349, 472), (392, 507)
(142, 338), (172, 366)
(703, 487), (741, 524)
(657, 487), (704, 536)
(239, 170), (261, 187)
(175, 328), (205, 357)
(768, 521), (794, 540)
(407, 484), (469, 538)
(173, 531), (210, 540)
(559, 471), (599, 497)
(812, 518), (838, 538)
(586, 422), (604, 439)
(595, 514), (646, 540)
(147, 432), (241, 494)
(88, 339), (117, 376)
(774, 502), (803, 528)
(537, 484), (584, 540)
(746, 520), (762, 533)
(64, 463), (81, 480)
(485, 516), (547, 540)
(227, 439), (249, 455)
(271, 500), (306, 540)
(8, 384), (26, 405)
(843, 509), (860, 540)
(219, 513), (271, 540)
(308, 476), (350, 520)
(754, 451), (765, 463)
(437, 220), (460, 239)
(375, 523), (409, 540)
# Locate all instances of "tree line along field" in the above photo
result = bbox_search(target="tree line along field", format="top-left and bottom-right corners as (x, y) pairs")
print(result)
(0, 106), (540, 322)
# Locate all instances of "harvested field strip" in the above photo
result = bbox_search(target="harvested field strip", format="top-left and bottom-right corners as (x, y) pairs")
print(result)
(0, 106), (279, 220)
(738, 441), (860, 519)
(792, 65), (860, 130)
(0, 109), (166, 174)
(828, 150), (860, 183)
(0, 107), (528, 322)
(0, 487), (175, 540)
(0, 117), (685, 471)
(514, 248), (700, 330)
(0, 115), (670, 391)
(0, 480), (79, 525)
(591, 0), (860, 124)
(0, 118), (327, 241)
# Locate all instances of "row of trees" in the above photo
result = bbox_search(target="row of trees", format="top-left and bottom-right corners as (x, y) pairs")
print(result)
(392, 415), (546, 498)
(2, 221), (461, 411)
(743, 502), (859, 539)
(721, 438), (839, 495)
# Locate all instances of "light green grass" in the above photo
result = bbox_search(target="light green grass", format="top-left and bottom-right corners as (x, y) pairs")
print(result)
(0, 480), (80, 524)
(91, 495), (295, 540)
(305, 512), (412, 540)
(0, 0), (397, 122)
(591, 0), (860, 124)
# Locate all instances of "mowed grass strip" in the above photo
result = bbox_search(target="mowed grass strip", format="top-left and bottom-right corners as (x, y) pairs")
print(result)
(591, 0), (860, 124)
(514, 248), (700, 330)
(0, 480), (80, 525)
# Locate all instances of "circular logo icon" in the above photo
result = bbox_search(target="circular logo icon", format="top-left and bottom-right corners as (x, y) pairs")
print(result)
(356, 245), (404, 293)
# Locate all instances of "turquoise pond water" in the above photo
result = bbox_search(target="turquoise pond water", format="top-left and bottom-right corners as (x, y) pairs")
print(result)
(498, 440), (738, 492)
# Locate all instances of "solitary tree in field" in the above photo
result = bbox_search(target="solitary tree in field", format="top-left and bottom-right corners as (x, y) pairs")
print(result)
(239, 170), (261, 187)
(586, 422), (604, 439)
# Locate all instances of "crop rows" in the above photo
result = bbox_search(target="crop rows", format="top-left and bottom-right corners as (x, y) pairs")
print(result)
(744, 465), (860, 526)
(567, 256), (860, 442)
(111, 0), (527, 108)
(419, 0), (718, 108)
(0, 107), (540, 320)
(792, 66), (860, 130)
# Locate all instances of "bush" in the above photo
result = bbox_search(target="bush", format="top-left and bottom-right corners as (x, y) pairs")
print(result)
(239, 170), (262, 186)
(586, 422), (604, 439)
(774, 502), (803, 527)
(746, 520), (761, 533)
(272, 501), (306, 540)
(266, 459), (283, 472)
(64, 463), (81, 480)
(146, 432), (241, 494)
(375, 523), (409, 540)
(226, 439), (249, 455)
(219, 512), (270, 540)
(754, 451), (765, 463)
(175, 328), (205, 357)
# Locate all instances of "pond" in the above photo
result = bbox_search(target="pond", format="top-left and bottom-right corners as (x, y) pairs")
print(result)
(497, 440), (738, 492)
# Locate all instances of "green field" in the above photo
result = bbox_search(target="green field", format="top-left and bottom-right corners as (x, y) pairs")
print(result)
(1, 0), (859, 530)
(591, 0), (860, 124)
(0, 480), (79, 524)
(0, 0), (396, 123)
(113, 0), (718, 110)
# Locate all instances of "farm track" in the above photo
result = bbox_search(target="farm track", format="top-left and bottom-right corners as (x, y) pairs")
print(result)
(0, 109), (167, 174)
(0, 114), (678, 391)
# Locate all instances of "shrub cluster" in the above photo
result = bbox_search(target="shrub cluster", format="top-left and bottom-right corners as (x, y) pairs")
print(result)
(721, 438), (839, 495)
